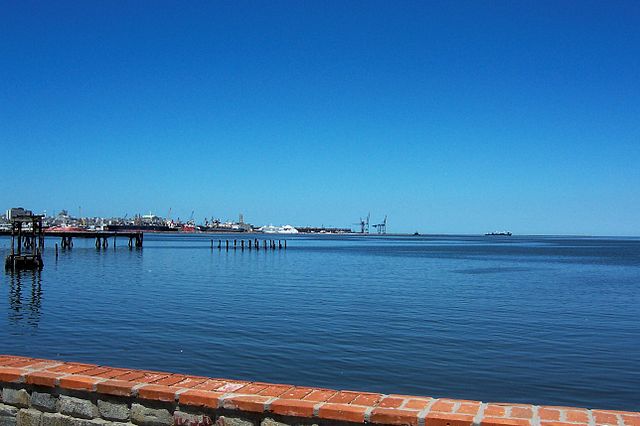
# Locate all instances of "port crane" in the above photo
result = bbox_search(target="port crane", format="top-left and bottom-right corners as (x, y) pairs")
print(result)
(372, 215), (387, 234)
(353, 213), (370, 234)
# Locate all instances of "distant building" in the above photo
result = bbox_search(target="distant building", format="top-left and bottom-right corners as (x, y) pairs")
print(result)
(6, 207), (33, 220)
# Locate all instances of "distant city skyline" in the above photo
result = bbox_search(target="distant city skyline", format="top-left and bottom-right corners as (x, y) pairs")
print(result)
(1, 2), (638, 235)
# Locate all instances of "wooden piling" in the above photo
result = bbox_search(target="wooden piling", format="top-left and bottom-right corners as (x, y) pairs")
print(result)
(55, 243), (58, 258)
(241, 240), (244, 250)
(284, 240), (287, 249)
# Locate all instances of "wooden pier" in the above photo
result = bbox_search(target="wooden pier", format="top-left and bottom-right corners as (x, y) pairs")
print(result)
(46, 231), (144, 249)
(213, 238), (287, 251)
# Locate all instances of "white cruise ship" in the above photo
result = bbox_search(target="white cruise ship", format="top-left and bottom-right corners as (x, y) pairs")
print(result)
(258, 224), (299, 234)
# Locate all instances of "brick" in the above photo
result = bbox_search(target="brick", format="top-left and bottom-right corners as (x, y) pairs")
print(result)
(539, 408), (561, 421)
(457, 402), (481, 415)
(431, 400), (456, 413)
(19, 361), (59, 371)
(216, 382), (247, 393)
(303, 389), (337, 402)
(45, 364), (95, 375)
(485, 405), (507, 417)
(235, 383), (268, 394)
(152, 374), (187, 386)
(1, 360), (37, 368)
(91, 368), (134, 380)
(59, 375), (102, 391)
(179, 390), (222, 408)
(257, 385), (292, 397)
(378, 397), (405, 409)
(318, 403), (368, 422)
(137, 385), (177, 402)
(174, 377), (208, 389)
(194, 380), (225, 391)
(30, 391), (57, 412)
(622, 415), (640, 426)
(593, 411), (619, 425)
(222, 395), (270, 413)
(58, 395), (99, 419)
(110, 371), (147, 382)
(511, 406), (534, 419)
(0, 368), (24, 383)
(484, 418), (531, 426)
(405, 398), (432, 410)
(327, 391), (360, 404)
(25, 371), (64, 387)
(565, 410), (589, 423)
(370, 407), (420, 426)
(74, 367), (109, 377)
(96, 379), (136, 397)
(352, 392), (383, 406)
(269, 398), (316, 417)
(426, 412), (476, 426)
(278, 387), (314, 400)
(1, 389), (29, 408)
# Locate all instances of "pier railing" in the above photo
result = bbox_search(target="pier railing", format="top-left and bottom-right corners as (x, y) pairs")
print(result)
(0, 355), (637, 426)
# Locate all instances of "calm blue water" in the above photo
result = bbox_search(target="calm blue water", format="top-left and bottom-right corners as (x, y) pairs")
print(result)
(1, 234), (639, 410)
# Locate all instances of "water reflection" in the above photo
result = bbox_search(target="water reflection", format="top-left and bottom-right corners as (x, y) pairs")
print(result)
(6, 270), (42, 327)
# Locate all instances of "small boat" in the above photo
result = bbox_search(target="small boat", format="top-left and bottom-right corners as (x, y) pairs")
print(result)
(485, 231), (512, 236)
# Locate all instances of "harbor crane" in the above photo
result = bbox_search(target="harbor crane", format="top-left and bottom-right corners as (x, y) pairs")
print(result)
(353, 213), (370, 234)
(372, 215), (387, 234)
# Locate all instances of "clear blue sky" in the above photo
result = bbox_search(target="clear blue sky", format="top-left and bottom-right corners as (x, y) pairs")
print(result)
(1, 1), (638, 235)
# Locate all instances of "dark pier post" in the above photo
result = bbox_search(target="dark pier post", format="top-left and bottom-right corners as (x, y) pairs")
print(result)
(218, 240), (221, 249)
(263, 240), (267, 250)
(241, 240), (244, 250)
(128, 237), (133, 249)
(284, 240), (287, 250)
(226, 240), (229, 251)
(248, 240), (252, 250)
(55, 243), (58, 258)
(233, 239), (237, 250)
(5, 214), (44, 270)
(210, 239), (213, 250)
(278, 240), (282, 249)
(95, 236), (101, 249)
(103, 237), (108, 248)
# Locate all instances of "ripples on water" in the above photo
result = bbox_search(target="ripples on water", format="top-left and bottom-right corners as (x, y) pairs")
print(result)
(1, 234), (639, 410)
